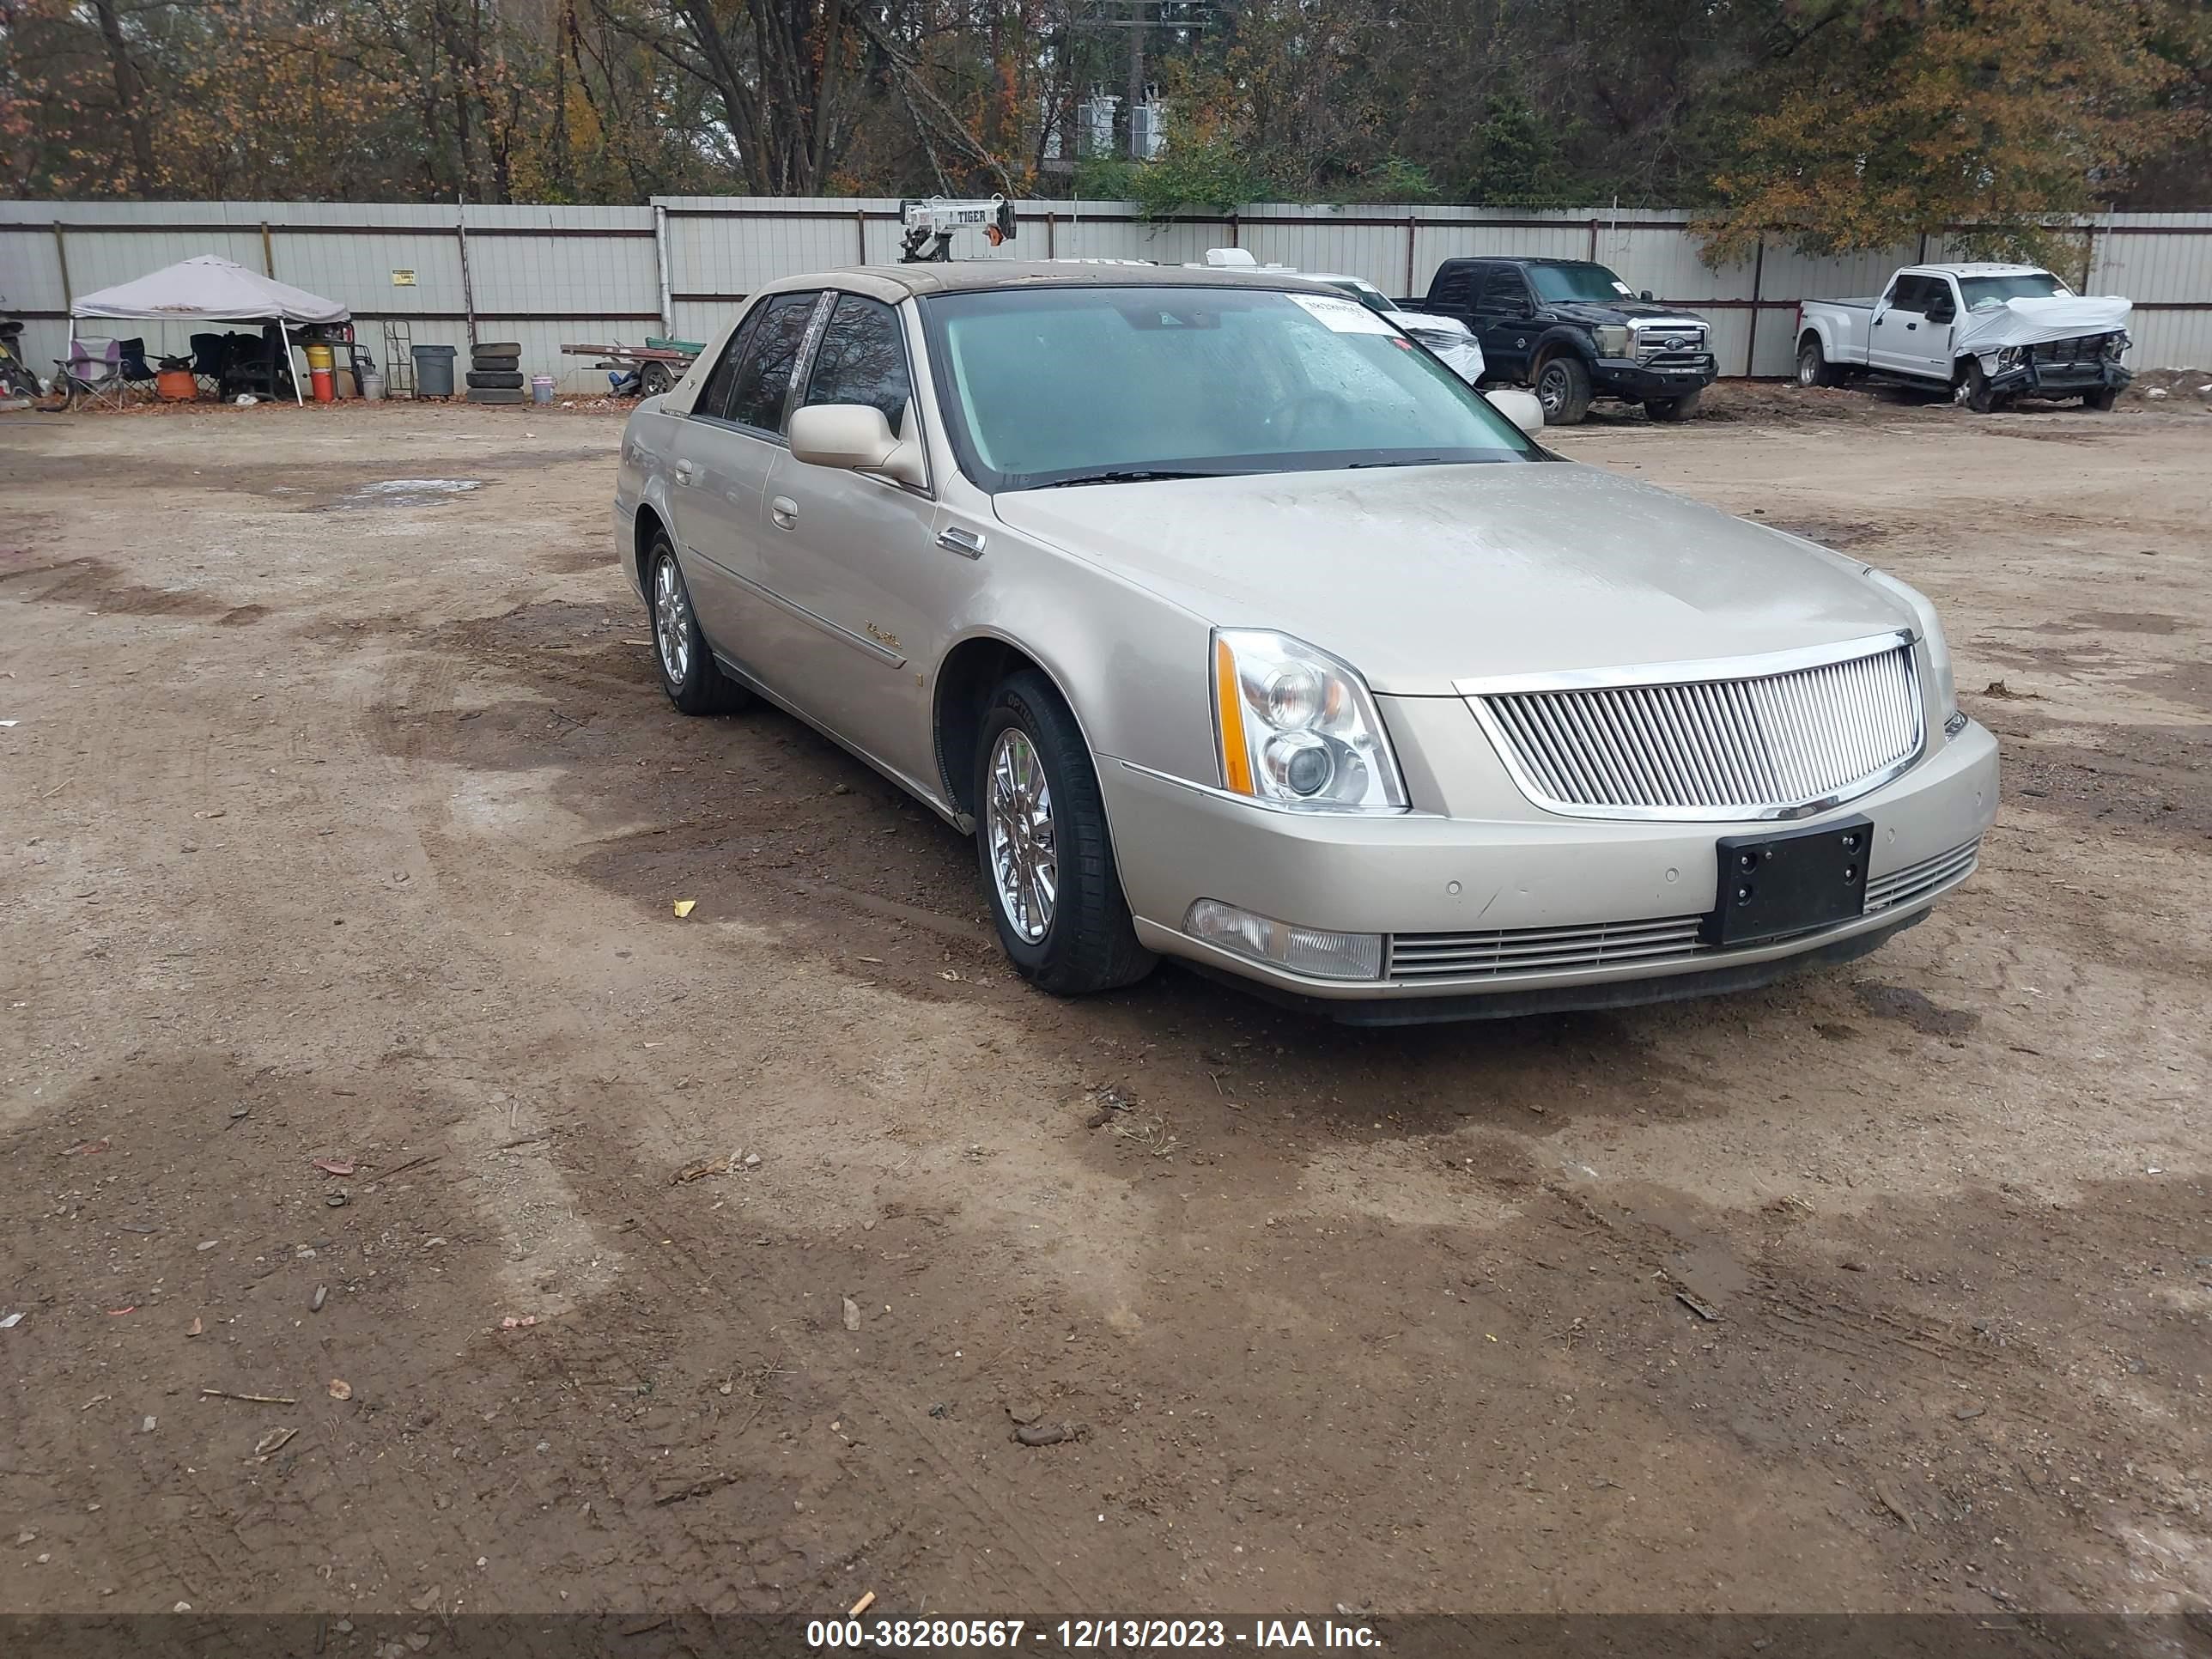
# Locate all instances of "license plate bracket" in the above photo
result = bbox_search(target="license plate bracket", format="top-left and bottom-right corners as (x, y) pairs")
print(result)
(1703, 815), (1873, 947)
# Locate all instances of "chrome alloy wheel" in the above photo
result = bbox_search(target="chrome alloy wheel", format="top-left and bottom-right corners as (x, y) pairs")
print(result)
(653, 554), (690, 684)
(1536, 360), (1573, 417)
(986, 728), (1058, 945)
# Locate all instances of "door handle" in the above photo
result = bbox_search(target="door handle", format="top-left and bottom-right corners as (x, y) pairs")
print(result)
(769, 495), (799, 530)
(672, 460), (695, 486)
(1905, 321), (1917, 331)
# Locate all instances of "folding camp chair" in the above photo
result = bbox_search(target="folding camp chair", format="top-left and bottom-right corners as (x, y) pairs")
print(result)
(58, 337), (128, 410)
(117, 337), (159, 394)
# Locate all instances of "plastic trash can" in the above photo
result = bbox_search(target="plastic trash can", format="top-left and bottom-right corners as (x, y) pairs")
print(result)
(411, 343), (458, 398)
(531, 374), (555, 405)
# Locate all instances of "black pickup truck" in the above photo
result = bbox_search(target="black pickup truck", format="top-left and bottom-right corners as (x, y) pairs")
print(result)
(1401, 258), (1718, 424)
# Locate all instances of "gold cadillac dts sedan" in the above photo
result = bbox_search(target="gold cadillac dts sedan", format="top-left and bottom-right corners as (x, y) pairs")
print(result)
(614, 262), (1996, 1024)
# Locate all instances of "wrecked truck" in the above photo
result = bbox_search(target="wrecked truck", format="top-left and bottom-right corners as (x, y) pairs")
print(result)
(1796, 264), (2131, 412)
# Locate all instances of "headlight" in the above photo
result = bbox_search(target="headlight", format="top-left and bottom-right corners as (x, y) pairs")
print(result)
(1866, 570), (1960, 734)
(1996, 345), (2024, 369)
(1212, 629), (1408, 811)
(2105, 331), (2130, 361)
(1594, 325), (1630, 358)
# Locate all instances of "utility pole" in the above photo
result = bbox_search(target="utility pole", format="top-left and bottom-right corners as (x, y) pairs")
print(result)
(1127, 2), (1144, 160)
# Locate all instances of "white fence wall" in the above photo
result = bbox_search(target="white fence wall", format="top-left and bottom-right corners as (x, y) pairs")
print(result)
(5, 198), (2208, 392)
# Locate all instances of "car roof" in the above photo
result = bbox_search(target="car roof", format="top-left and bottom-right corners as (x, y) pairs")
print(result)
(750, 261), (1343, 301)
(1910, 263), (2051, 277)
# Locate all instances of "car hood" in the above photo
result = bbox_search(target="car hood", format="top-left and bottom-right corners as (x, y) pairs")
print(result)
(1546, 300), (1708, 331)
(991, 463), (1913, 695)
(1384, 307), (1472, 337)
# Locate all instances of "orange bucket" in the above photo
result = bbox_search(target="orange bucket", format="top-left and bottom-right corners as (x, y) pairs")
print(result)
(155, 368), (198, 402)
(310, 366), (335, 403)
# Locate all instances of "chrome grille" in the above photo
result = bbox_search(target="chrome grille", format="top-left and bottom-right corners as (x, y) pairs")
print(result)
(1634, 325), (1709, 368)
(1383, 834), (1978, 985)
(1472, 638), (1923, 819)
(1389, 915), (1707, 981)
(1863, 838), (1979, 912)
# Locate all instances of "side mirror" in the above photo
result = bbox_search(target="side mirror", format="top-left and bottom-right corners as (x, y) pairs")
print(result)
(1488, 387), (1545, 436)
(1639, 289), (1654, 302)
(789, 403), (924, 486)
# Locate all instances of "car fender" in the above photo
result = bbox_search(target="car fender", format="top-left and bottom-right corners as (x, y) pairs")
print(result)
(1528, 324), (1598, 371)
(933, 532), (1220, 793)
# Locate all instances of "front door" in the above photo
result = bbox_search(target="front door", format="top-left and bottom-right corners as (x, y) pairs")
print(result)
(753, 292), (947, 793)
(1869, 275), (1942, 378)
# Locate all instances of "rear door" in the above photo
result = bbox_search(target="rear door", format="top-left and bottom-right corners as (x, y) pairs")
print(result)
(665, 290), (822, 661)
(1470, 265), (1538, 381)
(755, 291), (946, 791)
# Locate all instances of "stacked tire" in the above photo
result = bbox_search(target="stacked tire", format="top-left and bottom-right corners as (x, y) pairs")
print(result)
(466, 340), (526, 405)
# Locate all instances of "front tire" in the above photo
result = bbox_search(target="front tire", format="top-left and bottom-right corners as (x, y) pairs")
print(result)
(2083, 386), (2119, 411)
(647, 536), (749, 715)
(974, 671), (1154, 995)
(1644, 388), (1704, 422)
(1963, 360), (2004, 414)
(1534, 354), (1593, 425)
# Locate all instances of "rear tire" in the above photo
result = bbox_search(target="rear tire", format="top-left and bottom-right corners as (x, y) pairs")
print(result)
(1534, 354), (1592, 425)
(647, 535), (750, 715)
(973, 671), (1154, 996)
(639, 362), (675, 398)
(1797, 336), (1840, 388)
(1644, 388), (1704, 422)
(2083, 386), (2119, 411)
(466, 370), (524, 390)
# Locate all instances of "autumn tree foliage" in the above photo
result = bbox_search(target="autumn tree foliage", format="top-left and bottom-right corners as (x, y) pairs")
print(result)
(0, 0), (2203, 227)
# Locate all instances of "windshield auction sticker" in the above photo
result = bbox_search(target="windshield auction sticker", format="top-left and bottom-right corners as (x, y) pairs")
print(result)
(1285, 293), (1397, 334)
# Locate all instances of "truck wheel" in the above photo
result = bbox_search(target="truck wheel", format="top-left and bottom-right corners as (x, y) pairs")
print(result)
(1644, 389), (1704, 422)
(1797, 337), (1840, 388)
(2083, 386), (2119, 411)
(1963, 361), (2003, 414)
(1534, 355), (1592, 425)
(639, 361), (674, 398)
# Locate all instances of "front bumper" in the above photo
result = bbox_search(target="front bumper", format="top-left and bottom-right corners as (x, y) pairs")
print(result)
(1591, 356), (1718, 401)
(1987, 357), (2130, 398)
(1103, 718), (1998, 1019)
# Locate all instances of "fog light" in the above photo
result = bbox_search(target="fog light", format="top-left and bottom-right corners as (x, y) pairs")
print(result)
(1184, 899), (1384, 981)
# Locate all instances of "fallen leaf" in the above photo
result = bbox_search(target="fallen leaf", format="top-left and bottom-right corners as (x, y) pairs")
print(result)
(499, 1316), (538, 1330)
(185, 1317), (203, 1338)
(672, 899), (696, 918)
(326, 1378), (353, 1401)
(254, 1426), (297, 1458)
(842, 1297), (862, 1332)
(313, 1158), (356, 1177)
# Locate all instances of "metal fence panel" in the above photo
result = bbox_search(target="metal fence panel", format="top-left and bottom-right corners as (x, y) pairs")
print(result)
(4, 196), (2208, 393)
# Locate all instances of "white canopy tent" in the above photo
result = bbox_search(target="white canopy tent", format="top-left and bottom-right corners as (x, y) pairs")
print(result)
(69, 254), (351, 405)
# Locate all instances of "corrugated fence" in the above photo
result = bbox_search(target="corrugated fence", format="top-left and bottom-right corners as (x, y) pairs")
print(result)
(4, 198), (2208, 392)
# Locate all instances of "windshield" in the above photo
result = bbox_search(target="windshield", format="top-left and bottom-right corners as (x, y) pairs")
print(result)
(1526, 262), (1634, 303)
(920, 285), (1538, 492)
(1322, 278), (1395, 314)
(1958, 271), (2069, 310)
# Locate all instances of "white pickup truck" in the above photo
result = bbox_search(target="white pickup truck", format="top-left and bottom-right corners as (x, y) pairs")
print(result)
(1796, 263), (2131, 412)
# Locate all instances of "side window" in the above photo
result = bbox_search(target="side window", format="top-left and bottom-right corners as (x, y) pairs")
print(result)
(691, 309), (758, 422)
(1888, 276), (1929, 313)
(799, 294), (914, 438)
(725, 291), (819, 433)
(1483, 268), (1530, 312)
(1433, 263), (1481, 311)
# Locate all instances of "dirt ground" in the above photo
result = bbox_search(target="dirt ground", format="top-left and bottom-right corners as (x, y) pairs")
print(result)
(2, 388), (2207, 1625)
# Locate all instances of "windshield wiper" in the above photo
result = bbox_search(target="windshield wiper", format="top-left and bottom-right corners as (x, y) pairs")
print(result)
(1030, 468), (1229, 489)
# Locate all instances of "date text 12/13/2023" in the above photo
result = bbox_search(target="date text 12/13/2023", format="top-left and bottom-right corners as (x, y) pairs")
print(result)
(805, 1618), (1382, 1649)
